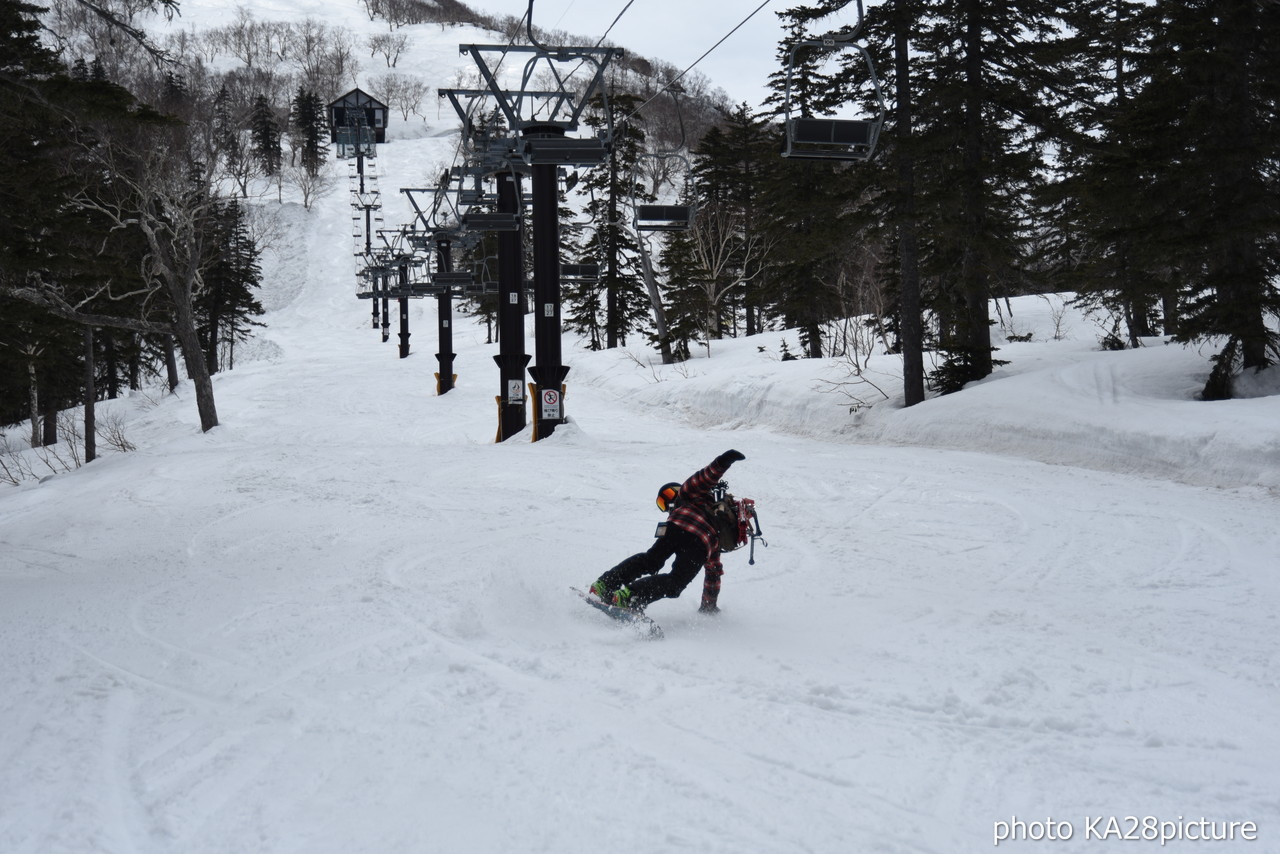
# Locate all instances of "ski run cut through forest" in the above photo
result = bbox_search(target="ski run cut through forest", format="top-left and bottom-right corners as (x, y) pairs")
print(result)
(3, 1), (1280, 853)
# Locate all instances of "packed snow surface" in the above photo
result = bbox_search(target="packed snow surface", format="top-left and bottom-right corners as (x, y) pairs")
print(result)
(3, 3), (1279, 852)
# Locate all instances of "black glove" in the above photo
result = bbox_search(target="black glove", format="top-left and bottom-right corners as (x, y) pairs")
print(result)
(717, 449), (746, 467)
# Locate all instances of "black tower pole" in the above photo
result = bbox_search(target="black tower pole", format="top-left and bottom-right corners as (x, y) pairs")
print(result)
(380, 272), (391, 343)
(445, 42), (619, 440)
(493, 171), (530, 440)
(436, 237), (457, 394)
(525, 129), (568, 441)
(397, 261), (410, 358)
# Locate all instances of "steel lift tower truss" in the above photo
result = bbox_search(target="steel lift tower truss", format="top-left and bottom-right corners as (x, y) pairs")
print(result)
(442, 29), (622, 440)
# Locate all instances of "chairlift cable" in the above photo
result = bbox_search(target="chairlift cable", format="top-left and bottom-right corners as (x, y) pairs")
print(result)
(595, 0), (638, 48)
(556, 0), (638, 97)
(435, 6), (532, 223)
(621, 0), (774, 125)
(551, 0), (576, 31)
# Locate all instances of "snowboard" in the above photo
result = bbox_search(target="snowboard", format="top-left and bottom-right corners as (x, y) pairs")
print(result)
(571, 587), (664, 640)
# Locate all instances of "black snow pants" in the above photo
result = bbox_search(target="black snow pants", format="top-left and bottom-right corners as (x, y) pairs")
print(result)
(597, 525), (705, 608)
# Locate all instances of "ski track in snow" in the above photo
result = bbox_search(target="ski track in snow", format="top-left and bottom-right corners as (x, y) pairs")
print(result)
(6, 388), (1274, 853)
(3, 6), (1280, 853)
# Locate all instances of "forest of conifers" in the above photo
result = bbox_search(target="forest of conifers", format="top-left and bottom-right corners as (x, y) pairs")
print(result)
(2, 0), (1278, 451)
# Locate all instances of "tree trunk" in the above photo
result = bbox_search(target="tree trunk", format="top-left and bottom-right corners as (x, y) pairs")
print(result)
(636, 237), (674, 364)
(204, 303), (221, 376)
(1124, 295), (1155, 344)
(170, 297), (219, 432)
(163, 334), (180, 393)
(1161, 288), (1179, 336)
(960, 0), (993, 381)
(104, 328), (119, 399)
(129, 335), (141, 391)
(84, 326), (96, 464)
(27, 359), (40, 448)
(1212, 0), (1268, 375)
(895, 0), (925, 407)
(804, 321), (823, 359)
(41, 395), (57, 447)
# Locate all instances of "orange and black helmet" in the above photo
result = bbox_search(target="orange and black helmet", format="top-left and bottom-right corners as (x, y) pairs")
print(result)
(656, 482), (681, 512)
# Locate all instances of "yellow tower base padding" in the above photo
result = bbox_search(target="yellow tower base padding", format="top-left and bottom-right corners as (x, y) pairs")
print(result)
(434, 372), (458, 396)
(494, 395), (531, 443)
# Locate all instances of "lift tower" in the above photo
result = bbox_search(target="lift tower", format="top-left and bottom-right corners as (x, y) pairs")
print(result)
(447, 33), (620, 440)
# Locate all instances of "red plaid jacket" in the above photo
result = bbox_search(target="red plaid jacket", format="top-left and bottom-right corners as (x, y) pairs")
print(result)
(668, 457), (731, 607)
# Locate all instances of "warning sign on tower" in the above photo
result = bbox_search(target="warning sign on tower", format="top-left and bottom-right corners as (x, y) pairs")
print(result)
(540, 388), (561, 421)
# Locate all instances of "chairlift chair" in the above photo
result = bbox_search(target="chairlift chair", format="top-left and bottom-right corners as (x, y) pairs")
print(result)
(457, 174), (490, 207)
(632, 157), (697, 233)
(634, 204), (694, 232)
(431, 271), (475, 288)
(355, 267), (377, 298)
(630, 82), (699, 233)
(405, 230), (434, 251)
(463, 281), (499, 297)
(401, 181), (467, 241)
(462, 211), (521, 233)
(473, 255), (500, 289)
(560, 262), (600, 284)
(781, 7), (886, 163)
(521, 135), (610, 167)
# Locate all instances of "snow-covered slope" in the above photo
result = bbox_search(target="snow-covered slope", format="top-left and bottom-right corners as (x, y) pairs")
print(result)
(2, 4), (1278, 853)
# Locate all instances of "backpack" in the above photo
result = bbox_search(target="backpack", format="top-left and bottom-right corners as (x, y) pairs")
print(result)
(654, 482), (762, 557)
(709, 484), (754, 552)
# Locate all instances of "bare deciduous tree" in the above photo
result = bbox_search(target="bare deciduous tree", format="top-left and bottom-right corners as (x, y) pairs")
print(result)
(368, 32), (411, 68)
(370, 72), (430, 120)
(284, 162), (337, 210)
(685, 202), (777, 358)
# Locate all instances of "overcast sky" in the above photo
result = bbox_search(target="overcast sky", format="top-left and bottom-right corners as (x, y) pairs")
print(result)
(458, 0), (801, 109)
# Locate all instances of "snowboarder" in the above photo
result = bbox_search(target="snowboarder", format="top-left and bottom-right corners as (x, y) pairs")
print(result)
(588, 449), (746, 614)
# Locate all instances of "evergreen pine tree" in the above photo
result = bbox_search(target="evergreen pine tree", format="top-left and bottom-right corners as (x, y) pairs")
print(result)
(1042, 0), (1169, 347)
(2, 0), (226, 437)
(900, 0), (1075, 389)
(691, 105), (776, 337)
(566, 91), (651, 350)
(250, 94), (282, 178)
(0, 0), (149, 439)
(1126, 0), (1280, 398)
(655, 222), (706, 361)
(199, 200), (264, 374)
(753, 134), (859, 358)
(756, 5), (886, 359)
(663, 171), (772, 354)
(214, 83), (251, 197)
(291, 87), (329, 178)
